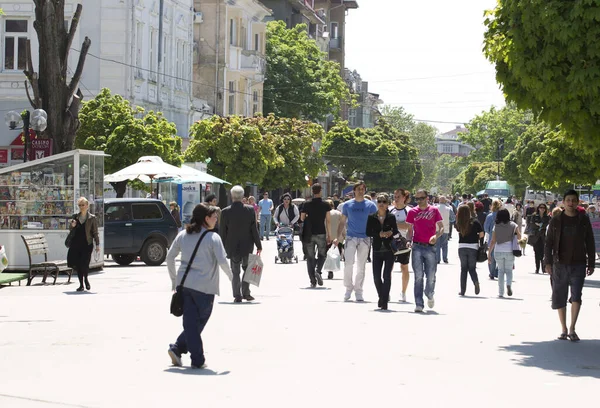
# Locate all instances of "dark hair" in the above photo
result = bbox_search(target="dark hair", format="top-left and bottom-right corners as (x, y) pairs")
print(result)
(495, 208), (510, 224)
(536, 203), (548, 215)
(462, 194), (468, 199)
(369, 191), (377, 198)
(394, 188), (411, 201)
(281, 193), (292, 202)
(563, 189), (579, 201)
(515, 203), (522, 210)
(204, 193), (217, 203)
(417, 189), (429, 197)
(353, 181), (366, 191)
(311, 183), (322, 195)
(186, 203), (219, 233)
(456, 205), (473, 236)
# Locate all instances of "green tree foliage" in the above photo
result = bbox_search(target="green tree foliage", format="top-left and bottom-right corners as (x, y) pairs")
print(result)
(436, 155), (464, 194)
(380, 106), (415, 133)
(455, 162), (504, 195)
(184, 115), (325, 189)
(409, 122), (439, 189)
(75, 88), (182, 196)
(483, 1), (600, 149)
(264, 21), (352, 121)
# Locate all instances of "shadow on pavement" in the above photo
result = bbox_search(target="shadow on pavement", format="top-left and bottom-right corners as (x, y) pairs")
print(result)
(460, 295), (489, 299)
(63, 291), (97, 295)
(164, 367), (231, 376)
(217, 301), (261, 305)
(299, 287), (332, 290)
(500, 339), (600, 378)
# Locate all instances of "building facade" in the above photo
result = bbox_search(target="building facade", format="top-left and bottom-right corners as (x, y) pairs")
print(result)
(193, 0), (271, 119)
(434, 126), (475, 157)
(345, 69), (382, 129)
(0, 0), (195, 166)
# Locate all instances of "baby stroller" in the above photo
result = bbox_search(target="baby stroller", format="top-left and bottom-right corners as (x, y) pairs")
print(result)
(274, 225), (298, 264)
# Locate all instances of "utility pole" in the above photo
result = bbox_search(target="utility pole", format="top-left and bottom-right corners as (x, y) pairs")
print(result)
(157, 0), (164, 104)
(497, 138), (504, 180)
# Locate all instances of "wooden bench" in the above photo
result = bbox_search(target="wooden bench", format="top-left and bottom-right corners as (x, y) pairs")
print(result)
(21, 234), (72, 286)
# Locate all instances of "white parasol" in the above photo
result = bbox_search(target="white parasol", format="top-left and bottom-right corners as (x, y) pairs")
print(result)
(104, 156), (188, 192)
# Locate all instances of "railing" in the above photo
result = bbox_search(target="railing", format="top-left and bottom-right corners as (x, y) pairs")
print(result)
(330, 37), (342, 49)
(241, 51), (266, 74)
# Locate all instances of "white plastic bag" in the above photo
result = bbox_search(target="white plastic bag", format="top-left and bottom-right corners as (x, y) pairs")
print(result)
(0, 245), (8, 272)
(243, 254), (264, 287)
(323, 246), (341, 272)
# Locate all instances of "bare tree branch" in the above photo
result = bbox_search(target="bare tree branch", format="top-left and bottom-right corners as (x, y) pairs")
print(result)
(63, 3), (83, 79)
(24, 81), (38, 109)
(23, 39), (41, 108)
(67, 36), (91, 104)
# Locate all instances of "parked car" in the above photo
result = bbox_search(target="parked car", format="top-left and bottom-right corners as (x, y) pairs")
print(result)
(104, 198), (179, 266)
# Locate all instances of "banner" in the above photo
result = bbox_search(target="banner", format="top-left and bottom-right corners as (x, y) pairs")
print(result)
(0, 149), (7, 165)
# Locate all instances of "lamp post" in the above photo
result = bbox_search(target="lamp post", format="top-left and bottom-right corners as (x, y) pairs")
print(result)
(5, 109), (47, 162)
(497, 137), (504, 180)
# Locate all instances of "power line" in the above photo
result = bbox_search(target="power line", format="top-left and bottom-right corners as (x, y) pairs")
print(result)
(369, 71), (493, 83)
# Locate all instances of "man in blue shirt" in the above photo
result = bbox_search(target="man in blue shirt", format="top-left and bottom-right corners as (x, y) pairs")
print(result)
(337, 181), (377, 301)
(258, 192), (274, 240)
(484, 199), (501, 279)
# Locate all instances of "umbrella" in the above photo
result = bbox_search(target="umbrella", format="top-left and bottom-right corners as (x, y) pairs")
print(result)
(104, 156), (189, 192)
(166, 165), (230, 185)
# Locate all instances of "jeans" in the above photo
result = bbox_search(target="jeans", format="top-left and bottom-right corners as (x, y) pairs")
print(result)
(231, 255), (250, 298)
(373, 250), (394, 304)
(533, 238), (545, 272)
(488, 247), (498, 278)
(495, 251), (514, 296)
(172, 288), (215, 367)
(304, 234), (327, 284)
(448, 222), (454, 239)
(412, 243), (437, 308)
(259, 214), (272, 239)
(343, 237), (371, 295)
(435, 233), (449, 263)
(458, 248), (479, 295)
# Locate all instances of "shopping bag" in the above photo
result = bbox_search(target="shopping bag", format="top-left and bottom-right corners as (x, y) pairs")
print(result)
(512, 234), (522, 257)
(323, 246), (341, 272)
(0, 245), (8, 272)
(244, 254), (264, 287)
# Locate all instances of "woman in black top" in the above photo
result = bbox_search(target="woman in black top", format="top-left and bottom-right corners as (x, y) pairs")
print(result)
(170, 201), (182, 229)
(527, 204), (550, 273)
(67, 197), (100, 292)
(366, 194), (399, 310)
(455, 205), (484, 296)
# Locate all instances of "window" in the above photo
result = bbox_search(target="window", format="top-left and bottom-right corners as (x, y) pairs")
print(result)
(241, 24), (247, 50)
(132, 204), (162, 220)
(4, 19), (28, 71)
(135, 22), (144, 78)
(228, 81), (236, 115)
(149, 29), (157, 82)
(348, 108), (357, 127)
(254, 33), (259, 52)
(252, 91), (259, 115)
(229, 19), (237, 46)
(442, 144), (453, 154)
(330, 22), (339, 39)
(105, 205), (131, 222)
(176, 41), (184, 88)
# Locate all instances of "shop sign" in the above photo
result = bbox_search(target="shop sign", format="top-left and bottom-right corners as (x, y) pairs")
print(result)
(0, 149), (7, 165)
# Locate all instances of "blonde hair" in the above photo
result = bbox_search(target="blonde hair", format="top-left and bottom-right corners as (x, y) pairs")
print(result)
(552, 207), (562, 217)
(325, 199), (334, 209)
(491, 199), (502, 212)
(77, 197), (89, 206)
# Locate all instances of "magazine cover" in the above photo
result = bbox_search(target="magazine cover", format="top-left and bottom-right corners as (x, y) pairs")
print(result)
(0, 186), (11, 200)
(50, 217), (59, 230)
(10, 216), (19, 229)
(0, 216), (8, 229)
(10, 172), (21, 185)
(20, 216), (28, 228)
(20, 172), (31, 186)
(31, 170), (44, 185)
(55, 201), (65, 215)
(0, 174), (9, 185)
(6, 201), (16, 215)
(58, 218), (67, 230)
(54, 174), (65, 186)
(44, 173), (54, 186)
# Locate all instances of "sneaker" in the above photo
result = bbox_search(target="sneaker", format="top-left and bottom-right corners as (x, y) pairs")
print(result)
(355, 292), (364, 302)
(316, 272), (323, 286)
(327, 271), (333, 280)
(344, 290), (352, 301)
(474, 282), (480, 295)
(191, 363), (207, 369)
(243, 295), (255, 301)
(310, 282), (316, 288)
(443, 260), (449, 264)
(168, 348), (182, 367)
(507, 285), (513, 297)
(414, 306), (424, 313)
(427, 295), (435, 309)
(400, 292), (406, 302)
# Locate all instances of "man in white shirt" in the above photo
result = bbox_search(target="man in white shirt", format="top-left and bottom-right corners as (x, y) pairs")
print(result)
(258, 192), (274, 240)
(435, 196), (451, 264)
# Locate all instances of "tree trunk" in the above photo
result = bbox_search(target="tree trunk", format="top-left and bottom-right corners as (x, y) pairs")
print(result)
(110, 181), (128, 198)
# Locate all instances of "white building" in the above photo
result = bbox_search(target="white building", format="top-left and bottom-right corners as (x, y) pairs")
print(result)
(434, 125), (475, 157)
(0, 0), (194, 166)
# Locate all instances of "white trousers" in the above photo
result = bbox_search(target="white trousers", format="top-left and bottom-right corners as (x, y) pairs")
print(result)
(343, 237), (371, 293)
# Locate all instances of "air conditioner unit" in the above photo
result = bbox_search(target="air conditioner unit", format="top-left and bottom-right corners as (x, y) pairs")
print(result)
(194, 11), (203, 23)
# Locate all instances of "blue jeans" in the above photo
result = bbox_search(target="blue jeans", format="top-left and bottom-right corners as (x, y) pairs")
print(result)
(488, 247), (498, 278)
(495, 251), (514, 296)
(171, 288), (215, 367)
(304, 234), (327, 284)
(260, 214), (272, 239)
(412, 244), (437, 308)
(435, 233), (449, 263)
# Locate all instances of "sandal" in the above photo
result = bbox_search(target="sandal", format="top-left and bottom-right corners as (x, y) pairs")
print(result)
(567, 332), (580, 342)
(557, 333), (568, 340)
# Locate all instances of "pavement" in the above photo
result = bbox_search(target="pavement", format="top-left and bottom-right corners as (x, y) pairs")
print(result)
(1, 234), (599, 408)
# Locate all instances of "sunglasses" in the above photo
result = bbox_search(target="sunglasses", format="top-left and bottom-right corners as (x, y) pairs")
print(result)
(377, 200), (387, 204)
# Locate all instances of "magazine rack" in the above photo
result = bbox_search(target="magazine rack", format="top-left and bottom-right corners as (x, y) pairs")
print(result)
(0, 150), (106, 271)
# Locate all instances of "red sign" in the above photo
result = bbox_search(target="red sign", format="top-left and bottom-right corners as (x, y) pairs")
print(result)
(30, 139), (52, 160)
(9, 130), (36, 146)
(205, 183), (212, 192)
(0, 149), (7, 164)
(11, 148), (24, 161)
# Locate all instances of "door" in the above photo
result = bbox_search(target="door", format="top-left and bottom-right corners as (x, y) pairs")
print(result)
(104, 203), (134, 252)
(131, 203), (165, 250)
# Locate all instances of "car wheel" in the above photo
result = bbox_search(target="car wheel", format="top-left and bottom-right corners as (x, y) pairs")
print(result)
(112, 254), (136, 266)
(141, 239), (167, 266)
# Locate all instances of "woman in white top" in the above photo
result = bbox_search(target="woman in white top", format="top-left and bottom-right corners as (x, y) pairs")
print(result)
(167, 203), (233, 369)
(390, 188), (412, 302)
(488, 209), (521, 298)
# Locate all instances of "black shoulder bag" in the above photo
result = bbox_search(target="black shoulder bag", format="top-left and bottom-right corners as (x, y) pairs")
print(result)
(170, 230), (211, 317)
(64, 215), (78, 248)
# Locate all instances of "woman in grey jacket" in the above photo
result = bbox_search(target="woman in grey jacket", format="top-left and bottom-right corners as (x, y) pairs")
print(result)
(167, 203), (233, 369)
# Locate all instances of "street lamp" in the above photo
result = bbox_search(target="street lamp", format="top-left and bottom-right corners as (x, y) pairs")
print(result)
(497, 137), (504, 180)
(4, 109), (48, 163)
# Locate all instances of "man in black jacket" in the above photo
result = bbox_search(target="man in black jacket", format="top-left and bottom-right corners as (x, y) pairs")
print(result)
(544, 189), (595, 341)
(220, 185), (262, 303)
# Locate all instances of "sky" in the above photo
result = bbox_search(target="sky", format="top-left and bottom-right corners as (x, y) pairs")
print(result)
(345, 0), (506, 133)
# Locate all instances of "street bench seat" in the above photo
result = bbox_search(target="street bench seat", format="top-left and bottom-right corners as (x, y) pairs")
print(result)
(21, 234), (73, 286)
(0, 272), (29, 286)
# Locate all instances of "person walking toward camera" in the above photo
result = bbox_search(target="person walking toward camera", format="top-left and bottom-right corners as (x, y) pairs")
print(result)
(488, 209), (521, 297)
(527, 204), (550, 274)
(300, 184), (332, 287)
(455, 205), (483, 296)
(484, 199), (502, 280)
(67, 197), (100, 292)
(405, 190), (444, 312)
(545, 190), (595, 342)
(366, 194), (399, 310)
(167, 204), (233, 369)
(258, 192), (274, 240)
(390, 188), (412, 302)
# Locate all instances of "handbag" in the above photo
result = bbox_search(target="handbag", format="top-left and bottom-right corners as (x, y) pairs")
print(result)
(512, 234), (522, 257)
(64, 217), (77, 248)
(243, 254), (264, 286)
(170, 230), (211, 317)
(477, 243), (488, 263)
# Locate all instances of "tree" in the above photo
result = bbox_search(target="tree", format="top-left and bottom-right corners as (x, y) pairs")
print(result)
(75, 89), (182, 197)
(25, 2), (91, 153)
(455, 162), (504, 195)
(264, 21), (352, 121)
(483, 1), (600, 148)
(380, 106), (415, 133)
(409, 123), (439, 189)
(436, 155), (463, 194)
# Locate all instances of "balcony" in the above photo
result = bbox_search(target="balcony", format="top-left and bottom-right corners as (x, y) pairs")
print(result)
(330, 37), (342, 50)
(241, 50), (266, 75)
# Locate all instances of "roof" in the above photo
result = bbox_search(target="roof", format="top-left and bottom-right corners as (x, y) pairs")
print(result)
(441, 126), (468, 137)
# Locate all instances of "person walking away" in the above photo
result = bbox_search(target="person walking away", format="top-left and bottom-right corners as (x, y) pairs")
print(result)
(220, 186), (262, 302)
(435, 196), (451, 264)
(488, 209), (521, 297)
(274, 193), (300, 229)
(300, 184), (332, 287)
(405, 190), (444, 312)
(504, 198), (515, 214)
(170, 201), (182, 229)
(447, 197), (457, 240)
(167, 204), (233, 369)
(67, 197), (100, 292)
(326, 199), (345, 279)
(475, 201), (487, 227)
(390, 188), (412, 302)
(527, 204), (550, 274)
(481, 194), (492, 213)
(455, 205), (483, 296)
(339, 181), (377, 301)
(484, 199), (502, 280)
(545, 189), (595, 342)
(258, 192), (274, 240)
(366, 194), (399, 310)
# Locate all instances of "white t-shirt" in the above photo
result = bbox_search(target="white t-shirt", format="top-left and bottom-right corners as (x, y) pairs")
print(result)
(436, 203), (451, 233)
(390, 205), (410, 237)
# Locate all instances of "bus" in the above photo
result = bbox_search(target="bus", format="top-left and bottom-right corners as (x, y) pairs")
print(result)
(483, 180), (514, 202)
